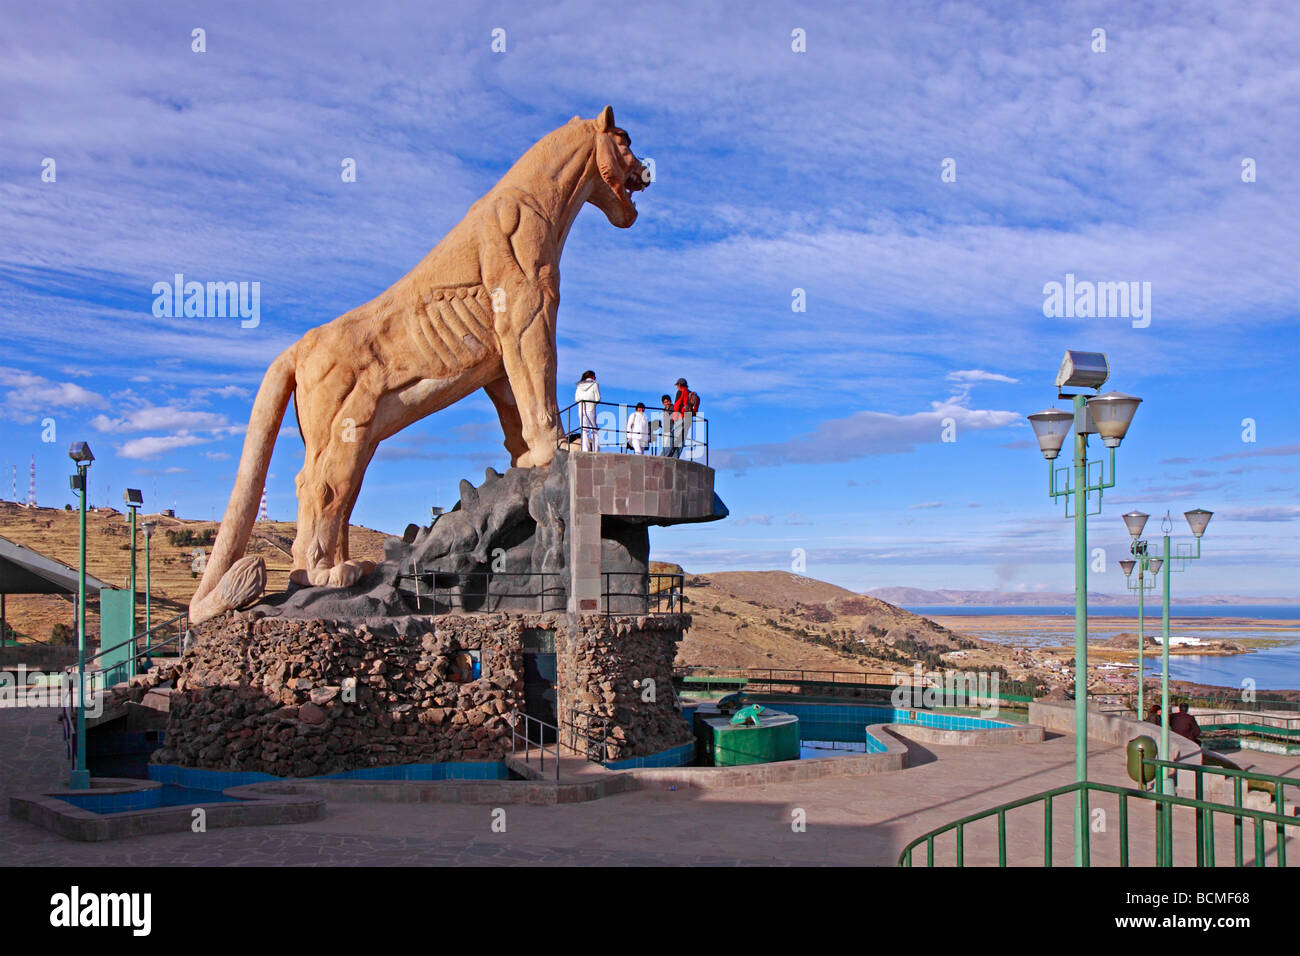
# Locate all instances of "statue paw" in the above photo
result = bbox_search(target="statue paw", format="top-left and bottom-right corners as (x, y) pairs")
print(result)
(289, 560), (376, 589)
(327, 559), (374, 587)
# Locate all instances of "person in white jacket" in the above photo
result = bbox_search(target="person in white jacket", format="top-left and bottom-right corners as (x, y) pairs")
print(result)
(575, 370), (601, 452)
(626, 402), (651, 454)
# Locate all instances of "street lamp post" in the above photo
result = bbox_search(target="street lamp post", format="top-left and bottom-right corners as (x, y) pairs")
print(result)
(1121, 509), (1211, 862)
(1120, 512), (1162, 721)
(67, 441), (95, 790)
(123, 489), (142, 678)
(1026, 351), (1141, 866)
(141, 519), (156, 658)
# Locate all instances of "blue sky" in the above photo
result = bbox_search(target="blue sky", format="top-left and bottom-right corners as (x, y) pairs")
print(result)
(1, 1), (1297, 595)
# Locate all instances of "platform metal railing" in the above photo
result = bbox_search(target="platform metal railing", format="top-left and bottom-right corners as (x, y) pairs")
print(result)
(558, 400), (709, 464)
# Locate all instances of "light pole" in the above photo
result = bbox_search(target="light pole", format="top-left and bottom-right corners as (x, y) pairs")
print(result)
(1119, 511), (1162, 721)
(1121, 509), (1211, 862)
(141, 519), (155, 658)
(67, 441), (94, 790)
(1026, 350), (1141, 866)
(123, 488), (142, 678)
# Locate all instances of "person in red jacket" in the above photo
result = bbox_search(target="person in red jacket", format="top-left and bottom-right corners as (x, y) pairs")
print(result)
(667, 377), (690, 458)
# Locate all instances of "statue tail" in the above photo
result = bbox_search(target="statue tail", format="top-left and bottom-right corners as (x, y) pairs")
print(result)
(189, 346), (297, 619)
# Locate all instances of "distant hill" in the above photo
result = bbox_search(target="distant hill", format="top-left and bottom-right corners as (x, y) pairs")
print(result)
(866, 586), (1300, 606)
(0, 501), (389, 644)
(676, 570), (985, 673)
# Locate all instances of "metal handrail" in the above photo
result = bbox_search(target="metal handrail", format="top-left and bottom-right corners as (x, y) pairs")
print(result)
(510, 710), (560, 781)
(398, 569), (566, 613)
(1148, 690), (1300, 714)
(601, 571), (684, 616)
(564, 707), (613, 763)
(1143, 756), (1300, 866)
(898, 778), (1300, 867)
(77, 611), (188, 672)
(673, 665), (1036, 705)
(558, 400), (709, 464)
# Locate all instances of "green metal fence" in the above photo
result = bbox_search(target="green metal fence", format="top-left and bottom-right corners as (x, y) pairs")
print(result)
(675, 665), (1035, 712)
(898, 757), (1300, 867)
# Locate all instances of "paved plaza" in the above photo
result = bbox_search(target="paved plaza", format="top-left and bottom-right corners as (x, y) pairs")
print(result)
(4, 706), (1296, 866)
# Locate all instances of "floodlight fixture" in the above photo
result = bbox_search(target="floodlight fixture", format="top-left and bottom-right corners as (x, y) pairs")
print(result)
(123, 488), (143, 507)
(1119, 559), (1136, 578)
(68, 442), (94, 464)
(1055, 350), (1109, 391)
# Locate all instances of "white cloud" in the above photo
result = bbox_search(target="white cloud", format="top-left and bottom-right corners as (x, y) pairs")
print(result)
(0, 367), (106, 421)
(947, 369), (1018, 385)
(91, 405), (229, 433)
(715, 395), (1021, 471)
(116, 433), (208, 460)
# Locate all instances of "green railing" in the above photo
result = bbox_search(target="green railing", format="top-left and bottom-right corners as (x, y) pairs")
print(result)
(899, 775), (1294, 868)
(1144, 756), (1300, 867)
(675, 666), (1035, 709)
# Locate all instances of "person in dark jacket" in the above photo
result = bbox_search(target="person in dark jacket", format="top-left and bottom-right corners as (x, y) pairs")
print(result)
(1169, 702), (1201, 743)
(659, 394), (677, 457)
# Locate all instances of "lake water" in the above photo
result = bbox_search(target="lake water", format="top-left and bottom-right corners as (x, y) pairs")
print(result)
(903, 604), (1300, 691)
(903, 605), (1300, 620)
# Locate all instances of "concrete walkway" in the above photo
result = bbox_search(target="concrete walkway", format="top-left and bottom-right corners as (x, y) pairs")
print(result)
(4, 707), (1296, 866)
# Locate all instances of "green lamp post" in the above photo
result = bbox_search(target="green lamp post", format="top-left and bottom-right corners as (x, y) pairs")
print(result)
(1027, 350), (1142, 866)
(141, 519), (155, 652)
(1119, 512), (1162, 721)
(67, 441), (95, 790)
(123, 488), (142, 678)
(1119, 508), (1212, 863)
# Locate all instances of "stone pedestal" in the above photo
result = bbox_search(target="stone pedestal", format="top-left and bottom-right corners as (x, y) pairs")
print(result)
(567, 452), (722, 613)
(153, 610), (694, 775)
(554, 613), (694, 760)
(154, 614), (533, 775)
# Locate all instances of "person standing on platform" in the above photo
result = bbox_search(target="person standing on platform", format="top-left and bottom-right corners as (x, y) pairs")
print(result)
(627, 402), (651, 454)
(658, 394), (676, 456)
(575, 370), (601, 452)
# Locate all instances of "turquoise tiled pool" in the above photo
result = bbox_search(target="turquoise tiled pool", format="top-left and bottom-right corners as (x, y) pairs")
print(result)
(58, 785), (248, 815)
(58, 761), (516, 814)
(758, 703), (1012, 757)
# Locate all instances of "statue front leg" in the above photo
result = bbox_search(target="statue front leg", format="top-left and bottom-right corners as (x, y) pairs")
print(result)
(483, 375), (529, 466)
(289, 434), (375, 588)
(498, 291), (561, 469)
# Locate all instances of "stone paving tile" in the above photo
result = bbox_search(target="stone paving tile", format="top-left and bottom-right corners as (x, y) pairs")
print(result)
(0, 706), (71, 811)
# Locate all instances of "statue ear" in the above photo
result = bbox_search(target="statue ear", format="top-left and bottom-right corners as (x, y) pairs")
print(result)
(597, 105), (615, 131)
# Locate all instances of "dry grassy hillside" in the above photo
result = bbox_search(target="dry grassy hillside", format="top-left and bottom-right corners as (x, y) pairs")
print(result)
(0, 501), (388, 644)
(673, 569), (988, 674)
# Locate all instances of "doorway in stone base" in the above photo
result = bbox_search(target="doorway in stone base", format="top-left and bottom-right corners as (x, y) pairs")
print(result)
(521, 627), (557, 742)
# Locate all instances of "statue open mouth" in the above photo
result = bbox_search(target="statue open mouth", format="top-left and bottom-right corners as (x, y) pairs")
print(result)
(601, 161), (647, 223)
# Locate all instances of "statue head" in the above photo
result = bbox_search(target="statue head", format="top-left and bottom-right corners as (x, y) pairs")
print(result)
(587, 105), (647, 228)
